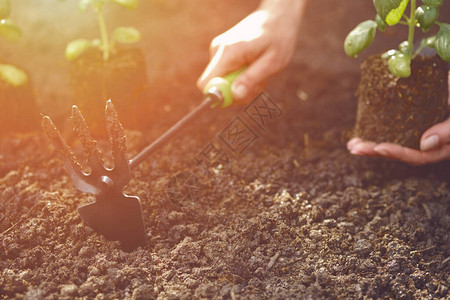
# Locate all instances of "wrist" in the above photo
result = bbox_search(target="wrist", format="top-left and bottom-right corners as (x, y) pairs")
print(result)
(258, 0), (309, 16)
(258, 0), (308, 27)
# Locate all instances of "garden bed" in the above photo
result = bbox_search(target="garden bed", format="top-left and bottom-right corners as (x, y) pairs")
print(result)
(0, 0), (449, 299)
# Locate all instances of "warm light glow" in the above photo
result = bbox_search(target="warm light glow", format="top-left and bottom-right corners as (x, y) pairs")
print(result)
(220, 11), (267, 44)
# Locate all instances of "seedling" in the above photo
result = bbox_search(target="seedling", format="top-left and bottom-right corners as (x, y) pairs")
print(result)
(344, 0), (450, 77)
(0, 0), (28, 87)
(62, 0), (141, 61)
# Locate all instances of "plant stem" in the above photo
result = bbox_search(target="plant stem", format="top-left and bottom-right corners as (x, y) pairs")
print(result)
(96, 5), (109, 61)
(413, 43), (426, 58)
(407, 0), (416, 56)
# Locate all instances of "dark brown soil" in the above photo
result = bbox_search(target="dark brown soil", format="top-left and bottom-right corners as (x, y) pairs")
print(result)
(354, 54), (449, 149)
(1, 1), (449, 299)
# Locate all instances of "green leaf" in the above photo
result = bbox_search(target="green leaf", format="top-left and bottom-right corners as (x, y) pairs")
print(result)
(78, 0), (107, 11)
(386, 0), (409, 25)
(0, 0), (11, 19)
(113, 26), (141, 44)
(112, 0), (138, 10)
(373, 0), (409, 25)
(398, 40), (410, 54)
(375, 14), (387, 32)
(65, 39), (92, 61)
(435, 23), (450, 62)
(0, 19), (21, 42)
(344, 20), (377, 58)
(420, 35), (436, 48)
(422, 0), (442, 7)
(416, 5), (439, 32)
(381, 49), (400, 59)
(0, 64), (28, 87)
(78, 0), (92, 12)
(374, 0), (400, 18)
(388, 53), (411, 77)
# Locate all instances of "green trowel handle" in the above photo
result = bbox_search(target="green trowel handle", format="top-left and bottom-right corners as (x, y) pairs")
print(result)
(129, 68), (246, 170)
(203, 67), (246, 108)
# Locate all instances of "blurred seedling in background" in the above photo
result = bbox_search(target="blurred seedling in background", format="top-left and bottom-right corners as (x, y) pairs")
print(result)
(62, 0), (141, 61)
(0, 0), (28, 87)
(344, 0), (450, 78)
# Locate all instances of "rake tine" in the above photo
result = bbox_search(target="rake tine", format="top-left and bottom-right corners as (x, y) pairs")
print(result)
(105, 100), (131, 184)
(105, 100), (127, 155)
(71, 105), (104, 173)
(42, 116), (100, 194)
(42, 116), (81, 172)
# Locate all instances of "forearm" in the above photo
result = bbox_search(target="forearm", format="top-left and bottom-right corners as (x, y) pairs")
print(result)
(258, 0), (309, 25)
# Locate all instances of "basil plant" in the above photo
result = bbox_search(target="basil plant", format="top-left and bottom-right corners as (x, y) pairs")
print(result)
(62, 0), (141, 61)
(0, 0), (28, 87)
(344, 0), (450, 78)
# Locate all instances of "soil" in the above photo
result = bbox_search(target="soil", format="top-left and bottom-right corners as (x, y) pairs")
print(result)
(354, 54), (449, 149)
(1, 0), (449, 299)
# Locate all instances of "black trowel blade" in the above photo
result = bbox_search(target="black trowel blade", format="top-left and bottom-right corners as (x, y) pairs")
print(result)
(77, 194), (146, 251)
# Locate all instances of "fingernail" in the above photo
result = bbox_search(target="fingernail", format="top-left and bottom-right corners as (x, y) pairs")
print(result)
(350, 144), (363, 155)
(232, 84), (248, 100)
(420, 135), (439, 151)
(350, 149), (361, 155)
(347, 138), (362, 150)
(374, 146), (388, 156)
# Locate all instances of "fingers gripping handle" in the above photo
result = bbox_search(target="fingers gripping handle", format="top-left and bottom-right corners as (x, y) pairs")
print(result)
(203, 67), (245, 108)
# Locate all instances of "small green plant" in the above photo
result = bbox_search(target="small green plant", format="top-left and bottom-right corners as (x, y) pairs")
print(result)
(0, 0), (28, 87)
(344, 0), (450, 78)
(62, 0), (141, 61)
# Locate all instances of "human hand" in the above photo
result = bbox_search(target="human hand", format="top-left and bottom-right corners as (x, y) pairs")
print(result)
(347, 72), (450, 165)
(197, 0), (308, 104)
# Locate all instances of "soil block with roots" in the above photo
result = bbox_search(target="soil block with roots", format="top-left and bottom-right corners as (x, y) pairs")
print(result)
(353, 54), (448, 149)
(69, 47), (149, 135)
